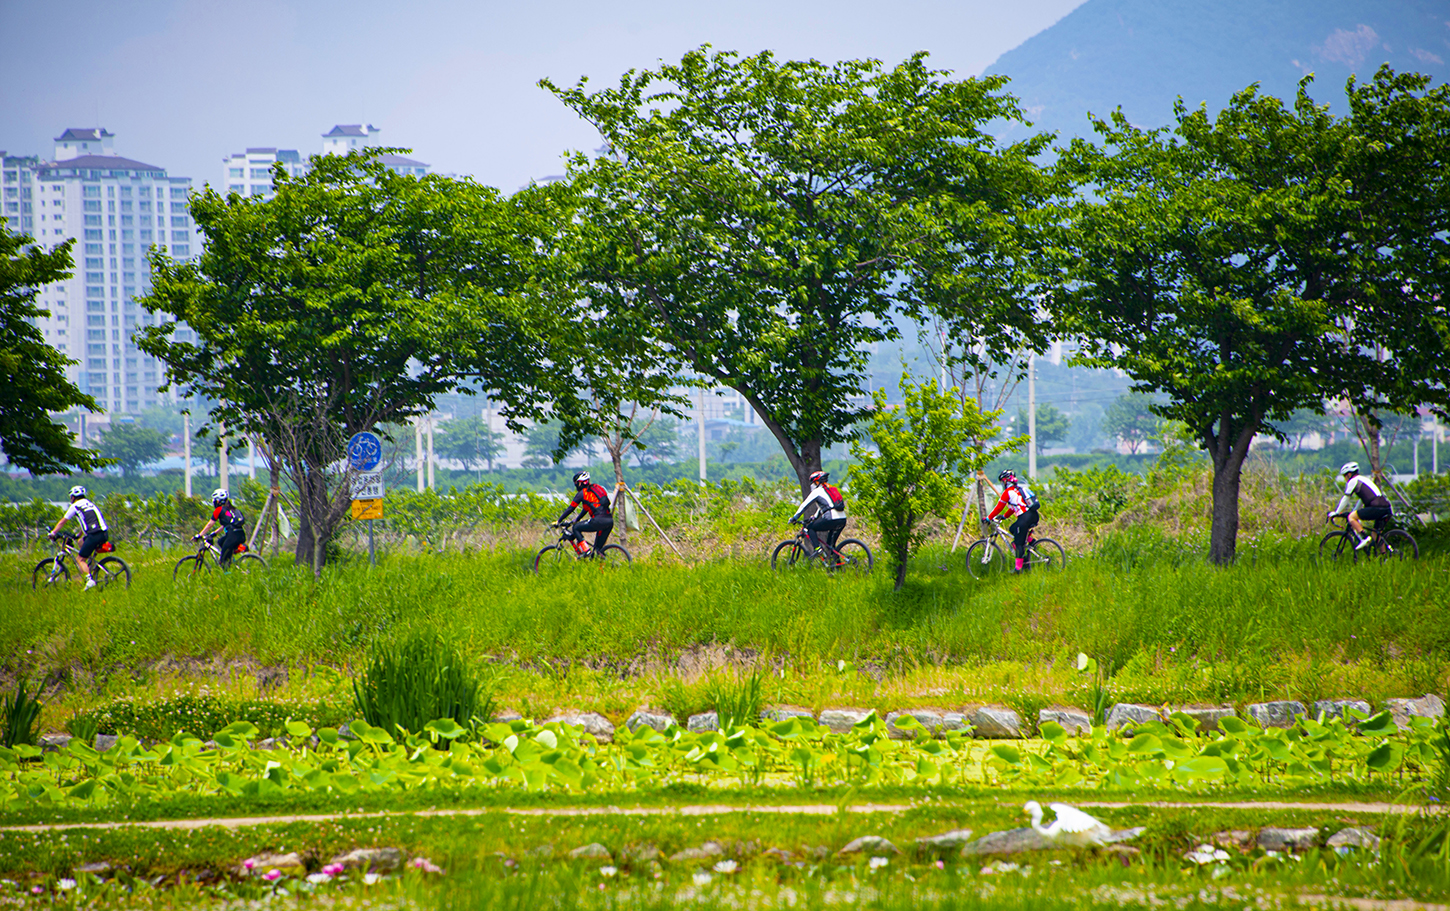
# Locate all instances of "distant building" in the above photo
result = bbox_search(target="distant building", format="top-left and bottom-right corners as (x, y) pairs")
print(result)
(2, 128), (195, 416)
(321, 124), (429, 176)
(221, 147), (304, 198)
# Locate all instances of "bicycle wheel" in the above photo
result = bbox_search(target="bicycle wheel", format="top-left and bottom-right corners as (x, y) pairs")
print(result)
(965, 539), (1007, 580)
(92, 556), (131, 590)
(831, 539), (873, 575)
(1025, 538), (1065, 571)
(1318, 530), (1354, 563)
(174, 554), (209, 582)
(771, 539), (811, 571)
(533, 544), (570, 575)
(229, 553), (268, 575)
(596, 543), (632, 566)
(32, 558), (68, 590)
(1379, 529), (1418, 561)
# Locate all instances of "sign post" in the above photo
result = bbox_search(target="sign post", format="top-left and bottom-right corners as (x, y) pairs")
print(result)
(347, 431), (384, 566)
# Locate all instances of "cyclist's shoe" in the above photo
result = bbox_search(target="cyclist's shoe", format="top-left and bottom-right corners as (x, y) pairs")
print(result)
(84, 578), (97, 590)
(1354, 534), (1373, 550)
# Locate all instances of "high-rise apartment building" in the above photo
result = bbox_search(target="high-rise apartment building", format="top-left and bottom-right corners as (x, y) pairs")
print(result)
(220, 125), (430, 200)
(1, 128), (195, 416)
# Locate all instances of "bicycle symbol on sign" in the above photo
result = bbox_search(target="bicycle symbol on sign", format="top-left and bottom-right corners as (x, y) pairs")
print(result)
(346, 432), (383, 472)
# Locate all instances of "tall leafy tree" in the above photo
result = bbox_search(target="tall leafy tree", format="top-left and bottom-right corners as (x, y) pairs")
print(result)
(0, 233), (104, 474)
(544, 48), (1053, 495)
(1017, 403), (1070, 455)
(1050, 70), (1450, 564)
(96, 423), (167, 476)
(434, 416), (506, 472)
(139, 150), (569, 574)
(1101, 393), (1161, 456)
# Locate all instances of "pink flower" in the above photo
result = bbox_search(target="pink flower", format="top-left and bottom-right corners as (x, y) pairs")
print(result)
(321, 864), (345, 876)
(31, 886), (43, 895)
(935, 860), (945, 870)
(243, 859), (257, 871)
(409, 857), (443, 874)
(263, 869), (283, 882)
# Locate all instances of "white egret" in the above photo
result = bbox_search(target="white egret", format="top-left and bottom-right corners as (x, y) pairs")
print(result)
(1022, 801), (1114, 848)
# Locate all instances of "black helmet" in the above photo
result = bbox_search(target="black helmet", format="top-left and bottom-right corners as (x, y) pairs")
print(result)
(572, 470), (590, 488)
(997, 469), (1016, 483)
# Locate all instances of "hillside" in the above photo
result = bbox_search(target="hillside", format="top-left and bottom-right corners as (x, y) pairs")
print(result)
(984, 0), (1449, 142)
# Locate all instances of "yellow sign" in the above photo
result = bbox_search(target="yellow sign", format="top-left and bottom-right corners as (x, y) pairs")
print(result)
(351, 498), (384, 520)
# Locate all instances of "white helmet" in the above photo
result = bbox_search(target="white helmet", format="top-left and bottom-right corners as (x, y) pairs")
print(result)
(69, 485), (87, 499)
(1339, 461), (1359, 476)
(212, 489), (229, 505)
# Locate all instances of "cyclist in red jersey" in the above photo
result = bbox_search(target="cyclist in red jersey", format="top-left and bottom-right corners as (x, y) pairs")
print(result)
(986, 468), (1040, 573)
(557, 470), (614, 554)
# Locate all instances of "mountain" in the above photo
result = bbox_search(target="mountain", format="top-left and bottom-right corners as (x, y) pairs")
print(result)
(984, 0), (1449, 142)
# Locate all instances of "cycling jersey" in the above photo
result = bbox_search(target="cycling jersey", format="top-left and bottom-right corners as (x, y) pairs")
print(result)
(213, 504), (247, 531)
(559, 483), (611, 524)
(988, 482), (1038, 521)
(1334, 476), (1392, 516)
(790, 486), (844, 523)
(61, 497), (108, 534)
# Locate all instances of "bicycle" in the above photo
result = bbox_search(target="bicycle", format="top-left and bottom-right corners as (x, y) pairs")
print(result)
(533, 523), (631, 574)
(32, 531), (131, 591)
(173, 531), (269, 581)
(1318, 514), (1418, 563)
(965, 518), (1065, 579)
(770, 520), (873, 574)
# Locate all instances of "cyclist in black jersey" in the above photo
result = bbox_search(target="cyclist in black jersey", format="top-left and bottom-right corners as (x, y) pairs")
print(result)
(557, 471), (614, 553)
(1327, 460), (1393, 550)
(194, 489), (248, 568)
(47, 485), (110, 589)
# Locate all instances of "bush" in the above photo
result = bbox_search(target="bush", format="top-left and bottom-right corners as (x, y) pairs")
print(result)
(352, 634), (492, 738)
(1, 678), (42, 748)
(75, 693), (350, 740)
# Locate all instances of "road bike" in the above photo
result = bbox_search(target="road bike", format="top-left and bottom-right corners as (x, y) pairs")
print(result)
(1319, 514), (1418, 563)
(965, 518), (1065, 580)
(770, 520), (873, 574)
(173, 531), (269, 581)
(32, 531), (131, 591)
(533, 523), (632, 574)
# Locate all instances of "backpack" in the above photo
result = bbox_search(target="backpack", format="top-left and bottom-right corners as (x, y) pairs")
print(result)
(220, 506), (246, 530)
(825, 484), (846, 513)
(1014, 481), (1040, 509)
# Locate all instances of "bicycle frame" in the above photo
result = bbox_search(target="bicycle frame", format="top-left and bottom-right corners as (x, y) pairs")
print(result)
(792, 523), (845, 564)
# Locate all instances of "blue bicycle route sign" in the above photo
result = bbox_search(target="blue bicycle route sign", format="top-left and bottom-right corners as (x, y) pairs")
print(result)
(346, 431), (383, 472)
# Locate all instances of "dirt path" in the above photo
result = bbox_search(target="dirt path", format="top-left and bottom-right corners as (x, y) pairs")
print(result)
(0, 798), (1425, 835)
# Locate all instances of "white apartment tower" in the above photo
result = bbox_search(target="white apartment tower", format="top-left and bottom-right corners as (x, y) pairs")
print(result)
(1, 128), (196, 416)
(221, 147), (304, 198)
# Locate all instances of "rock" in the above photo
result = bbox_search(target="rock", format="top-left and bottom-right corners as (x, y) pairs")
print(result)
(329, 847), (403, 872)
(960, 828), (1054, 856)
(686, 712), (720, 733)
(819, 709), (875, 733)
(1038, 707), (1092, 736)
(1257, 827), (1320, 852)
(544, 712), (615, 744)
(493, 709), (524, 723)
(811, 845), (830, 861)
(568, 843), (612, 860)
(885, 709), (944, 740)
(528, 844), (554, 858)
(625, 711), (677, 734)
(838, 836), (899, 856)
(624, 844), (661, 863)
(238, 852), (305, 876)
(254, 738), (281, 751)
(762, 848), (794, 863)
(39, 733), (72, 753)
(971, 706), (1023, 739)
(1171, 705), (1237, 733)
(1327, 827), (1381, 853)
(200, 740), (219, 751)
(1312, 699), (1371, 723)
(1386, 694), (1446, 730)
(761, 706), (815, 724)
(1104, 704), (1163, 734)
(669, 842), (724, 862)
(74, 862), (111, 876)
(337, 723), (357, 740)
(1212, 830), (1253, 850)
(93, 734), (118, 752)
(941, 712), (970, 732)
(914, 829), (975, 853)
(1246, 701), (1307, 729)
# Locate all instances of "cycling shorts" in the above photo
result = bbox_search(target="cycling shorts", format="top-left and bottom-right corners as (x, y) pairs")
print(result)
(78, 530), (109, 559)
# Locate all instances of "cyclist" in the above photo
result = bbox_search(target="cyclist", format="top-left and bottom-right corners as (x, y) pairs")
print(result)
(1327, 461), (1392, 550)
(46, 485), (110, 590)
(986, 468), (1040, 573)
(194, 489), (248, 568)
(788, 470), (847, 563)
(556, 470), (613, 554)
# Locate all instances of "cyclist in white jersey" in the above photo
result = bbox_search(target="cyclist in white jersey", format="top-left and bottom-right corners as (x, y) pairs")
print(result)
(47, 485), (110, 589)
(1327, 461), (1392, 550)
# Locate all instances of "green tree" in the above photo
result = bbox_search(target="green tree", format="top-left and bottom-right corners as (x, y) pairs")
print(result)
(1017, 403), (1070, 455)
(0, 233), (104, 475)
(849, 376), (1024, 591)
(1100, 393), (1161, 456)
(139, 150), (569, 575)
(545, 48), (1051, 496)
(522, 420), (582, 469)
(96, 423), (168, 476)
(1050, 71), (1450, 564)
(435, 416), (506, 472)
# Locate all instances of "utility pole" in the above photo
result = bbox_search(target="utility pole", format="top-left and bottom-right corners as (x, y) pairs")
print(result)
(426, 416), (435, 490)
(698, 386), (707, 485)
(218, 422), (228, 491)
(1027, 354), (1037, 480)
(415, 419), (424, 492)
(183, 412), (192, 497)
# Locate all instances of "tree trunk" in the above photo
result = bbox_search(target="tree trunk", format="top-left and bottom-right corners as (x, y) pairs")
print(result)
(1205, 422), (1257, 565)
(293, 462), (332, 575)
(893, 543), (909, 592)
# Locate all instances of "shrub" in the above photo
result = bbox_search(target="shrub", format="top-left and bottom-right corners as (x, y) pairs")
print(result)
(352, 634), (491, 738)
(75, 694), (350, 740)
(1, 678), (42, 748)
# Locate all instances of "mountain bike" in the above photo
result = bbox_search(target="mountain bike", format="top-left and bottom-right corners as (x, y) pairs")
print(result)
(965, 518), (1065, 580)
(1319, 514), (1418, 563)
(174, 531), (269, 581)
(533, 523), (631, 574)
(770, 520), (873, 574)
(33, 531), (131, 591)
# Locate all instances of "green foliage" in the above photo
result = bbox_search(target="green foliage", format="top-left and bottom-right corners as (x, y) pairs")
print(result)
(95, 424), (169, 476)
(434, 416), (507, 472)
(1018, 403), (1071, 454)
(0, 231), (104, 475)
(353, 634), (491, 739)
(1, 677), (42, 749)
(706, 669), (765, 731)
(1100, 393), (1161, 456)
(74, 693), (350, 741)
(850, 377), (1025, 590)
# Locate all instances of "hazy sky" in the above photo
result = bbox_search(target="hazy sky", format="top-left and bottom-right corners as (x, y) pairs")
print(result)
(0, 0), (1085, 191)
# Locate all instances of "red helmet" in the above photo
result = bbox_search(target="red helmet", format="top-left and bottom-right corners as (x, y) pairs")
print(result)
(809, 471), (828, 485)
